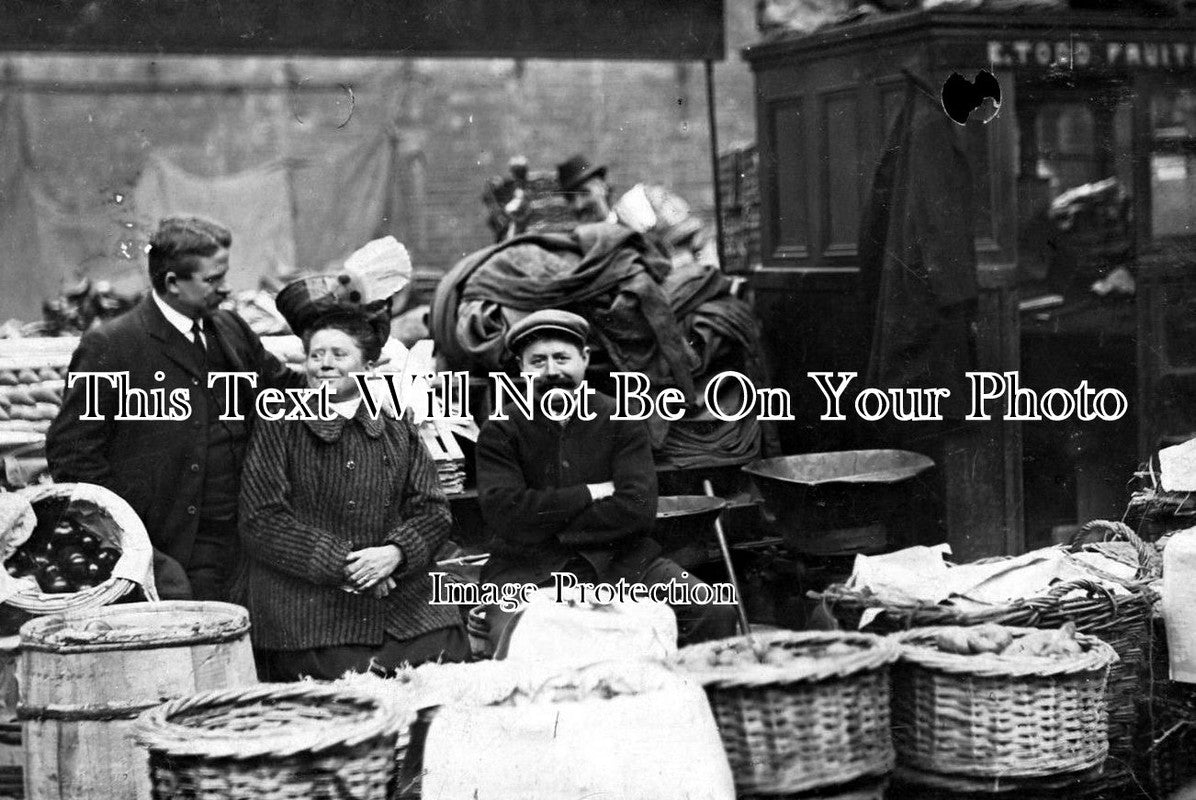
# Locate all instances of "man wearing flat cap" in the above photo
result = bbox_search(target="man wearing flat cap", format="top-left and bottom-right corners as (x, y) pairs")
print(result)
(476, 309), (737, 652)
(557, 153), (617, 225)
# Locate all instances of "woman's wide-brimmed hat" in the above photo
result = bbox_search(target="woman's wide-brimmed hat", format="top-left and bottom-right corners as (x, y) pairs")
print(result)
(275, 274), (392, 345)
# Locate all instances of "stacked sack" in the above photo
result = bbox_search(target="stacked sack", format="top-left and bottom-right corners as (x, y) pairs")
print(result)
(440, 174), (772, 465)
(0, 363), (66, 434)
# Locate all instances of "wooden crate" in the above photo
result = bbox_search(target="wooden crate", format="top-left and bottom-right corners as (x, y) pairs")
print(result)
(419, 419), (466, 495)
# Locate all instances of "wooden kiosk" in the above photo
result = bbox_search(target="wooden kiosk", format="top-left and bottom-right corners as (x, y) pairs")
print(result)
(744, 9), (1196, 558)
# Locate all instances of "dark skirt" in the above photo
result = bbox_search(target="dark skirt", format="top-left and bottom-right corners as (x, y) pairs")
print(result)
(256, 623), (470, 682)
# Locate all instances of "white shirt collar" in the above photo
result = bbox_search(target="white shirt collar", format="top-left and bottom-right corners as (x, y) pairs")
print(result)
(330, 396), (362, 419)
(152, 291), (201, 338)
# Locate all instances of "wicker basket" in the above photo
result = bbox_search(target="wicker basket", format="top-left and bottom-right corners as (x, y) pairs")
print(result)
(740, 775), (887, 800)
(1141, 598), (1196, 798)
(815, 521), (1157, 790)
(1068, 519), (1162, 583)
(892, 626), (1117, 778)
(676, 630), (900, 796)
(334, 660), (541, 800)
(1124, 459), (1196, 543)
(1144, 671), (1196, 797)
(135, 683), (407, 800)
(890, 762), (1111, 798)
(5, 483), (154, 615)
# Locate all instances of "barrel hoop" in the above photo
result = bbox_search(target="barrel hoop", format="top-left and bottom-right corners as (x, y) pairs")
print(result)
(21, 625), (250, 654)
(18, 700), (163, 722)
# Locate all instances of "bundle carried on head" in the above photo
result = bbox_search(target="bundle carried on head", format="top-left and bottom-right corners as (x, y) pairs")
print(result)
(483, 157), (577, 242)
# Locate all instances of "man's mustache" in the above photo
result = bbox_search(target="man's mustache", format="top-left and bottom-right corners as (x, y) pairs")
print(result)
(531, 375), (577, 390)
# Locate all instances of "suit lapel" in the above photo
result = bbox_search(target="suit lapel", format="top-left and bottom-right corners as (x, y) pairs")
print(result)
(140, 297), (203, 380)
(208, 312), (250, 374)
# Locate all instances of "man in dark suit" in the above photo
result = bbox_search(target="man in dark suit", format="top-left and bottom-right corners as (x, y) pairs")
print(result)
(46, 217), (305, 601)
(476, 309), (737, 653)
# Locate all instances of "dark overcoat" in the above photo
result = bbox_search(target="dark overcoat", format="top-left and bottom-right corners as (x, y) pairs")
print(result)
(46, 296), (303, 567)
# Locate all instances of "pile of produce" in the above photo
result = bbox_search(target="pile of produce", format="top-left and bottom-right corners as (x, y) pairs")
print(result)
(0, 366), (65, 432)
(494, 674), (644, 707)
(333, 659), (539, 712)
(38, 279), (140, 337)
(340, 660), (676, 712)
(692, 637), (861, 669)
(4, 495), (121, 594)
(0, 279), (139, 339)
(932, 622), (1085, 658)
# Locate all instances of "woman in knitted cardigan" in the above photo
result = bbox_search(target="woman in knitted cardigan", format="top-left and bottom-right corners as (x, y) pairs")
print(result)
(236, 309), (467, 680)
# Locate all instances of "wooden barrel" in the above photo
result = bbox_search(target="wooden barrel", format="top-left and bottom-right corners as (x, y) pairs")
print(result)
(17, 601), (257, 800)
(0, 636), (22, 797)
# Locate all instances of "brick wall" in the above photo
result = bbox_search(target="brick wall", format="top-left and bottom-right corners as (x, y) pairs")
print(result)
(0, 0), (761, 318)
(391, 0), (759, 273)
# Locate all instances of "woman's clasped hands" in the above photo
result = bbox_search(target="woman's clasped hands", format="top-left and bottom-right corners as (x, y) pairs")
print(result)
(340, 544), (404, 598)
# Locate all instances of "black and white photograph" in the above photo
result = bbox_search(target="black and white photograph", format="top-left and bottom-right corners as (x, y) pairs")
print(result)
(0, 0), (1192, 798)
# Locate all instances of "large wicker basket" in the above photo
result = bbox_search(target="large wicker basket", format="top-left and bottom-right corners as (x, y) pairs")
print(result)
(1124, 458), (1196, 543)
(814, 521), (1158, 791)
(676, 630), (900, 796)
(333, 660), (546, 800)
(892, 626), (1117, 778)
(1142, 583), (1196, 798)
(740, 775), (887, 800)
(5, 482), (155, 615)
(135, 683), (407, 800)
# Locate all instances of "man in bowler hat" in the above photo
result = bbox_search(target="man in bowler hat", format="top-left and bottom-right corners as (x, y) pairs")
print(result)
(476, 309), (738, 654)
(557, 153), (617, 224)
(47, 216), (306, 601)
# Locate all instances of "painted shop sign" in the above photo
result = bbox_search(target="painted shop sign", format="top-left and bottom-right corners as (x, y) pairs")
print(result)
(985, 39), (1196, 70)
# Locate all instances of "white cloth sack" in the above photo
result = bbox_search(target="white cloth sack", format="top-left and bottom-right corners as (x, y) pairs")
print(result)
(422, 661), (735, 800)
(502, 586), (678, 669)
(1160, 437), (1196, 492)
(1163, 526), (1196, 682)
(848, 543), (1131, 620)
(5, 482), (158, 608)
(0, 491), (36, 604)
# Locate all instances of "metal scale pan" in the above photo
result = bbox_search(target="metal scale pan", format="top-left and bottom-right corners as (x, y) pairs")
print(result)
(742, 450), (934, 557)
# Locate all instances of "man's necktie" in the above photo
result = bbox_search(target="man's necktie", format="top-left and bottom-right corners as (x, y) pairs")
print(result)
(191, 320), (207, 363)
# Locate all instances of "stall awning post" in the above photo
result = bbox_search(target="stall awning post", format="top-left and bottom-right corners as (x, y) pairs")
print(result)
(705, 59), (726, 270)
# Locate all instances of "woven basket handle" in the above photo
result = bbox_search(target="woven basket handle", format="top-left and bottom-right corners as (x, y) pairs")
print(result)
(137, 682), (402, 758)
(1040, 578), (1117, 606)
(1070, 519), (1162, 581)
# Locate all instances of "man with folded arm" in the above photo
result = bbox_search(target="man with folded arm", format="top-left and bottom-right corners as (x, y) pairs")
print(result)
(475, 309), (737, 654)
